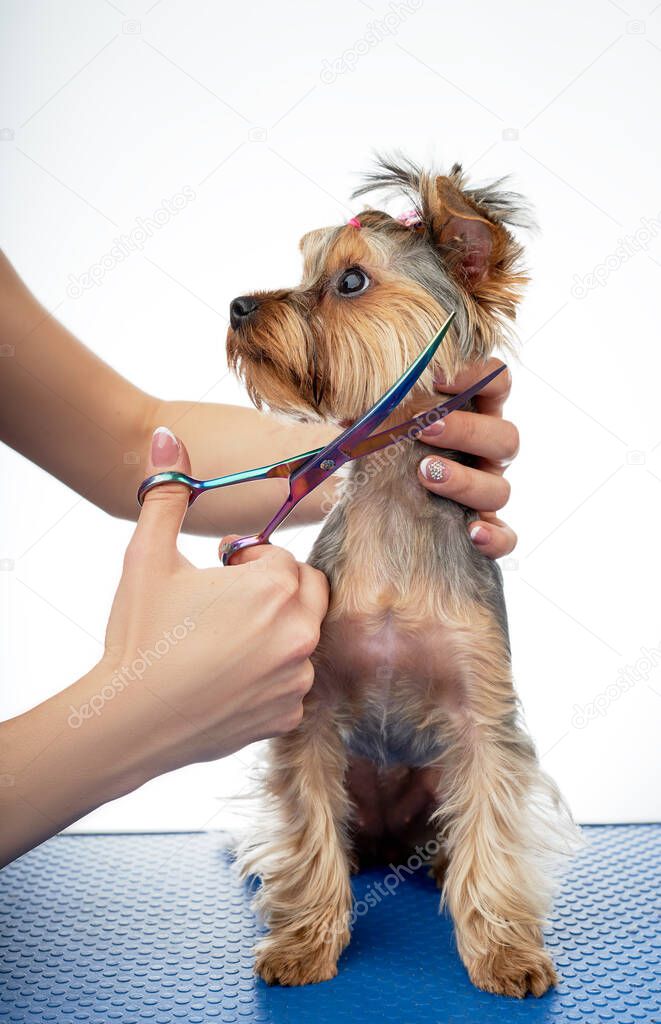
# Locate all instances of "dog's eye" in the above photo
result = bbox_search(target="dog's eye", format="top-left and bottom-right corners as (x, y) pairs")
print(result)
(337, 267), (370, 296)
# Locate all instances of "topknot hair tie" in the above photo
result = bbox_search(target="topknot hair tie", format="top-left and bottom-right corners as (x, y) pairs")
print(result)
(397, 209), (423, 229)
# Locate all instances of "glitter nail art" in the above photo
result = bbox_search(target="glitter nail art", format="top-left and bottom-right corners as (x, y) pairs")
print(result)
(422, 457), (446, 482)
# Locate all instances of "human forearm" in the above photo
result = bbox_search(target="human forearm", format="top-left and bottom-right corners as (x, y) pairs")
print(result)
(151, 398), (339, 535)
(0, 251), (157, 516)
(0, 251), (338, 534)
(0, 661), (154, 867)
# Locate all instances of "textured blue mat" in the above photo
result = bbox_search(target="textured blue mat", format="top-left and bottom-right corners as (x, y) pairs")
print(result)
(0, 825), (659, 1023)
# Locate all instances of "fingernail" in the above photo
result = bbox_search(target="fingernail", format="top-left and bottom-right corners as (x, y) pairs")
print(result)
(470, 524), (490, 545)
(151, 426), (180, 467)
(421, 417), (447, 437)
(420, 456), (448, 483)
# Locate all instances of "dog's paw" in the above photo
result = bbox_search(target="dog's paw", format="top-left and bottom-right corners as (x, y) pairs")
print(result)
(467, 946), (557, 999)
(255, 945), (339, 986)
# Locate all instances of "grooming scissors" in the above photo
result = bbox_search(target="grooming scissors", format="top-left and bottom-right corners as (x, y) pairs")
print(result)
(137, 311), (507, 565)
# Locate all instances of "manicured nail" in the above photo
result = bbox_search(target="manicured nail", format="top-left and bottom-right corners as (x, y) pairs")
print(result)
(151, 426), (180, 467)
(420, 456), (448, 483)
(469, 524), (490, 546)
(421, 417), (447, 437)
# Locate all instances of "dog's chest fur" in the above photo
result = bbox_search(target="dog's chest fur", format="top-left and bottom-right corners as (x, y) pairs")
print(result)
(308, 440), (497, 768)
(317, 609), (462, 766)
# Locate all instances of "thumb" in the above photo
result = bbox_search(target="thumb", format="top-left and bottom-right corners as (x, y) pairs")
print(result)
(134, 426), (193, 553)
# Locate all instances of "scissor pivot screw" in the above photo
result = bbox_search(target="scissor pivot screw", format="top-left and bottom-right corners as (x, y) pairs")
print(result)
(320, 459), (335, 471)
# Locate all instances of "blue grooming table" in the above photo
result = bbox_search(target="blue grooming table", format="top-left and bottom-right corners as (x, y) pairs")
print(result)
(0, 825), (659, 1023)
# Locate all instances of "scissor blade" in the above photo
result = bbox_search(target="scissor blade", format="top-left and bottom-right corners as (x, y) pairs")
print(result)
(420, 362), (508, 422)
(345, 363), (507, 461)
(336, 312), (455, 453)
(291, 313), (455, 482)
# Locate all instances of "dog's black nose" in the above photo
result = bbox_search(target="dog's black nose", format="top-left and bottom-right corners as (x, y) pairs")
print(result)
(229, 295), (259, 329)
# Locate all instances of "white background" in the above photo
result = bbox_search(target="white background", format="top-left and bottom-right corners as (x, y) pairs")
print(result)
(1, 0), (660, 831)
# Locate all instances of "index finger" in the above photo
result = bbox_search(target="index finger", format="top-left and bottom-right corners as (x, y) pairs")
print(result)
(221, 536), (329, 620)
(435, 358), (512, 418)
(297, 563), (330, 622)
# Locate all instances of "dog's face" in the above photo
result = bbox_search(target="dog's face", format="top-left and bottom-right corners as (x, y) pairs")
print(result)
(227, 159), (530, 423)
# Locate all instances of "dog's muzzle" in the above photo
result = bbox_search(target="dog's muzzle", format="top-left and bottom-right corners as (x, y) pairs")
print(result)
(229, 295), (260, 329)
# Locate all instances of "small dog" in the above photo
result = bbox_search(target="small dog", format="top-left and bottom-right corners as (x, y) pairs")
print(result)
(227, 156), (579, 997)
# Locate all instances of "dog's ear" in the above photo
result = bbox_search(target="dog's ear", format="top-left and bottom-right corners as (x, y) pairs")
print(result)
(353, 155), (532, 310)
(299, 227), (329, 254)
(427, 175), (503, 291)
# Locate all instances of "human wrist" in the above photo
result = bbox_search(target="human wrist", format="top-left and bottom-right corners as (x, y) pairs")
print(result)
(27, 657), (164, 810)
(76, 656), (177, 797)
(62, 661), (153, 800)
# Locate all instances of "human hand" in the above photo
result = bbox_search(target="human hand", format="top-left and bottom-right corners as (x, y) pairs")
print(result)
(103, 427), (330, 780)
(417, 360), (519, 559)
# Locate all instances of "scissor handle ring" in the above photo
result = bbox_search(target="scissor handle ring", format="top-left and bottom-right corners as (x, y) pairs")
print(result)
(137, 471), (199, 507)
(220, 534), (269, 566)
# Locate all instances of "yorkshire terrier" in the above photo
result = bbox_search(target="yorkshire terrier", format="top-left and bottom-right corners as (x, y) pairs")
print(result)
(226, 156), (579, 997)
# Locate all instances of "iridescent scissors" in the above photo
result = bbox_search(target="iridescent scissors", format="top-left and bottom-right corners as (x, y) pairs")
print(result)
(137, 311), (506, 565)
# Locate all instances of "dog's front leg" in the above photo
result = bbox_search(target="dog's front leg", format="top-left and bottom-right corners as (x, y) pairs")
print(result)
(242, 700), (352, 985)
(439, 733), (558, 997)
(435, 614), (561, 998)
